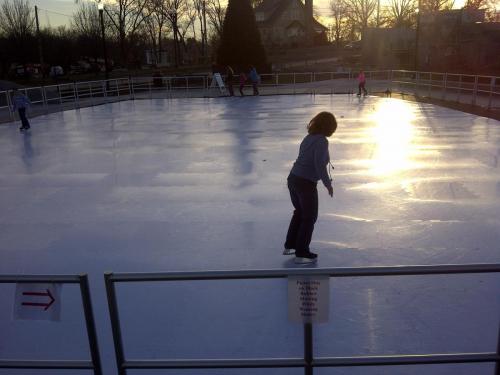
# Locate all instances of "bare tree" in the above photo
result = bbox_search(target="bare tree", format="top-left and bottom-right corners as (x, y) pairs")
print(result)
(206, 0), (225, 39)
(178, 4), (197, 50)
(103, 0), (149, 64)
(420, 0), (454, 12)
(162, 0), (188, 66)
(343, 0), (378, 38)
(250, 0), (265, 8)
(463, 0), (497, 21)
(0, 0), (35, 38)
(192, 0), (209, 60)
(142, 0), (171, 64)
(71, 2), (101, 39)
(384, 0), (417, 27)
(329, 0), (350, 46)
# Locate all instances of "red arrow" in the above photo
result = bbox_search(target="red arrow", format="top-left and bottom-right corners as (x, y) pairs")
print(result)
(21, 289), (55, 311)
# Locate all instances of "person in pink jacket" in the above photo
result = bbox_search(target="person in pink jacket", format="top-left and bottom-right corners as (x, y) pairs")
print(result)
(357, 70), (367, 97)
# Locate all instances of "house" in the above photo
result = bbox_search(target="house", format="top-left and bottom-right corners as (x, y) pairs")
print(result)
(361, 9), (500, 74)
(362, 28), (415, 69)
(255, 0), (328, 47)
(417, 9), (500, 73)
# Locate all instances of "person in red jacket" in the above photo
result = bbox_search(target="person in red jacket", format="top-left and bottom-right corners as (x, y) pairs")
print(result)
(357, 70), (367, 97)
(239, 71), (247, 96)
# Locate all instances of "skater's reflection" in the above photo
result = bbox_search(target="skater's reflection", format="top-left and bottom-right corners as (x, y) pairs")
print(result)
(22, 131), (34, 168)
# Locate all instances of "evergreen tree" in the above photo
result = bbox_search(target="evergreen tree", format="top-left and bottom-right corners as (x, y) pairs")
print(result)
(217, 0), (267, 72)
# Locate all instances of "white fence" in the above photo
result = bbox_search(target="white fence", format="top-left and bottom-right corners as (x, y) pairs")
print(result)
(1, 70), (499, 123)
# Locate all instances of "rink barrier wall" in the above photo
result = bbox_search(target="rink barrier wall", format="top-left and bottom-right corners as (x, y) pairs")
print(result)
(104, 263), (500, 375)
(1, 70), (499, 124)
(0, 274), (102, 375)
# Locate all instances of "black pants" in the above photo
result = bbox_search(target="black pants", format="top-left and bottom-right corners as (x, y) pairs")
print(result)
(18, 108), (30, 128)
(227, 80), (234, 96)
(358, 82), (367, 96)
(252, 82), (259, 95)
(285, 174), (318, 255)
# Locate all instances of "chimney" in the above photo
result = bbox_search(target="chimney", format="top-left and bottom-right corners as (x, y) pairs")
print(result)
(305, 0), (313, 21)
(305, 0), (313, 44)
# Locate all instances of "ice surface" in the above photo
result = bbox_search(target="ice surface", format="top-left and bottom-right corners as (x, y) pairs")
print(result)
(0, 95), (499, 374)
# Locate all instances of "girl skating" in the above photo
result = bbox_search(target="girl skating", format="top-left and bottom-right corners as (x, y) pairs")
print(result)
(284, 112), (337, 264)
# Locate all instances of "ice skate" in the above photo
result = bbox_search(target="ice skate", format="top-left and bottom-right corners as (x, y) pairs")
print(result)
(294, 251), (317, 265)
(283, 247), (295, 255)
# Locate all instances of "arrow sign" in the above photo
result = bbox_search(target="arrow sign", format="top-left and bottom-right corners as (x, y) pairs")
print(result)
(21, 289), (55, 310)
(14, 283), (62, 321)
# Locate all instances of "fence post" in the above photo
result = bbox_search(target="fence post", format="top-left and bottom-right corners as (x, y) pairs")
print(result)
(472, 75), (478, 105)
(488, 77), (495, 110)
(79, 274), (103, 375)
(457, 75), (462, 103)
(442, 73), (447, 100)
(75, 82), (80, 108)
(42, 86), (48, 113)
(293, 73), (296, 95)
(7, 90), (14, 120)
(129, 77), (135, 100)
(415, 72), (420, 96)
(89, 82), (94, 106)
(495, 320), (500, 375)
(70, 83), (76, 109)
(304, 323), (313, 375)
(105, 273), (127, 375)
(427, 73), (431, 98)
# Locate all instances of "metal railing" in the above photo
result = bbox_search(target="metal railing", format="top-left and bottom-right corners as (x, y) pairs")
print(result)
(105, 263), (500, 375)
(1, 70), (499, 124)
(0, 274), (102, 375)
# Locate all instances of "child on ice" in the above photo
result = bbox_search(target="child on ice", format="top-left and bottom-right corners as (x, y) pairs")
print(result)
(11, 88), (31, 131)
(284, 112), (337, 264)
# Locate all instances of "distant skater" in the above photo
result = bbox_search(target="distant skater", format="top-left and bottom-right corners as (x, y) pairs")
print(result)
(357, 70), (367, 97)
(239, 71), (247, 96)
(226, 65), (235, 96)
(11, 88), (31, 131)
(249, 66), (260, 96)
(284, 112), (337, 264)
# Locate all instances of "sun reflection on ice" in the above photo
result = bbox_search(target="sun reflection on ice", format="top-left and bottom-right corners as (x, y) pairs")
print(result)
(368, 100), (417, 176)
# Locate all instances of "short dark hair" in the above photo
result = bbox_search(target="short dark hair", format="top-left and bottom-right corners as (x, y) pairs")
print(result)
(307, 111), (337, 137)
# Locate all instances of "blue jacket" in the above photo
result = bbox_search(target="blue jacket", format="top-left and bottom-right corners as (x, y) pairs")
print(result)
(12, 93), (31, 111)
(290, 134), (331, 187)
(249, 68), (259, 83)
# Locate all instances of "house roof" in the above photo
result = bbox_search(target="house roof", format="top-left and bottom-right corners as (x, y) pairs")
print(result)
(256, 0), (327, 31)
(285, 20), (306, 30)
(255, 0), (286, 15)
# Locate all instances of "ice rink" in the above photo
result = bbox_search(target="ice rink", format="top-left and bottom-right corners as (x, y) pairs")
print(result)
(1, 94), (499, 374)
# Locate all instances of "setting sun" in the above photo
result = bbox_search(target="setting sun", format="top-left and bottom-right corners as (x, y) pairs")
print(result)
(368, 99), (417, 176)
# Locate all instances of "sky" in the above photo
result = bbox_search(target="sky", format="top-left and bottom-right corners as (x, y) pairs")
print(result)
(1, 0), (469, 29)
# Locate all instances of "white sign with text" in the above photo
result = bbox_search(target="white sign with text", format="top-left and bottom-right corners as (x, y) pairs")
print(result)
(288, 276), (329, 324)
(13, 283), (62, 321)
(210, 73), (226, 93)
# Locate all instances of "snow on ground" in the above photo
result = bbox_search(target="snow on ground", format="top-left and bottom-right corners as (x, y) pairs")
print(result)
(1, 95), (499, 374)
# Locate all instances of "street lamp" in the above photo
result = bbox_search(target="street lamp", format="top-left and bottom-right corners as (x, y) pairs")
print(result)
(98, 2), (109, 81)
(414, 0), (421, 72)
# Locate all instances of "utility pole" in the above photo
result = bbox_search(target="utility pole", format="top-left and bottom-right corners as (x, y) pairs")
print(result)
(377, 0), (380, 27)
(34, 6), (45, 79)
(202, 0), (208, 62)
(414, 0), (421, 71)
(98, 2), (109, 81)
